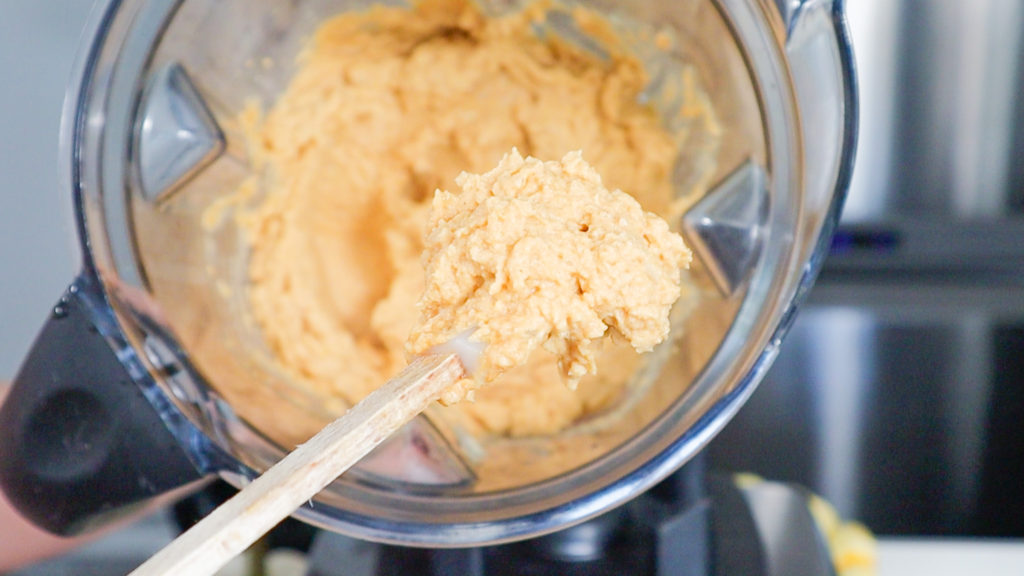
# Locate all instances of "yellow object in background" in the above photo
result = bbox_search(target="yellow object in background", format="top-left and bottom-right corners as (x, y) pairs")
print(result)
(808, 491), (877, 576)
(738, 473), (878, 576)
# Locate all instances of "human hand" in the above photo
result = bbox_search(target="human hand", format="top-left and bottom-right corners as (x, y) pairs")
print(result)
(0, 383), (92, 572)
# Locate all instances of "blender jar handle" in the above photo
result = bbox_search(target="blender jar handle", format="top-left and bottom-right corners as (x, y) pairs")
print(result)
(0, 276), (202, 535)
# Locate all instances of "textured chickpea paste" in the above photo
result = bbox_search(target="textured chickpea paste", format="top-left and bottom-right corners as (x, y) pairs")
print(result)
(243, 0), (694, 437)
(408, 149), (690, 405)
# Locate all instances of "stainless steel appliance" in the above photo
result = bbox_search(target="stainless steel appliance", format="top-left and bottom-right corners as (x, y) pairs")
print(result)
(709, 0), (1024, 537)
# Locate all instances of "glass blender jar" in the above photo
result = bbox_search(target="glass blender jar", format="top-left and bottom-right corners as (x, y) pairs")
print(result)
(0, 0), (855, 546)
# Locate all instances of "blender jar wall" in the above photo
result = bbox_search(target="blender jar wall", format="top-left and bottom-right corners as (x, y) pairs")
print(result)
(126, 0), (770, 513)
(3, 0), (855, 545)
(128, 0), (749, 464)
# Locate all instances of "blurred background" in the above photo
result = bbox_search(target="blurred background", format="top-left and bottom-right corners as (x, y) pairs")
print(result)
(0, 2), (89, 379)
(1, 0), (1023, 557)
(708, 0), (1024, 538)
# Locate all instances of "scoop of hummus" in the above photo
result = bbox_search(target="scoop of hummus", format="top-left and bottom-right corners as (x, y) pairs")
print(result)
(408, 149), (691, 404)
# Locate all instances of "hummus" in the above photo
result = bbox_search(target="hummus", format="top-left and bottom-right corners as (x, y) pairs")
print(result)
(408, 149), (691, 405)
(244, 0), (691, 437)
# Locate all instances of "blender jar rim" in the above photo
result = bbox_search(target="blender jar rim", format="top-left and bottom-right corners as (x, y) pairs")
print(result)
(55, 0), (856, 546)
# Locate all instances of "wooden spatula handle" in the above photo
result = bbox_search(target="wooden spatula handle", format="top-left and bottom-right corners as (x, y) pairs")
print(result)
(129, 353), (466, 576)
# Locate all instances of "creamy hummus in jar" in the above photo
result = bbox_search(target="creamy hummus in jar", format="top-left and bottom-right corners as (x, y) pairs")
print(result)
(235, 0), (717, 443)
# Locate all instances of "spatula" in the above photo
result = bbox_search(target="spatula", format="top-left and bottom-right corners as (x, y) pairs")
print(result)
(128, 351), (469, 576)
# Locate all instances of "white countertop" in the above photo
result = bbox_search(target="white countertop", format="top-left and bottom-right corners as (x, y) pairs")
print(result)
(878, 538), (1024, 576)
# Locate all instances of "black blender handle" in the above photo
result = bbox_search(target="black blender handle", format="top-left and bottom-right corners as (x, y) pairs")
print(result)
(0, 278), (202, 535)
